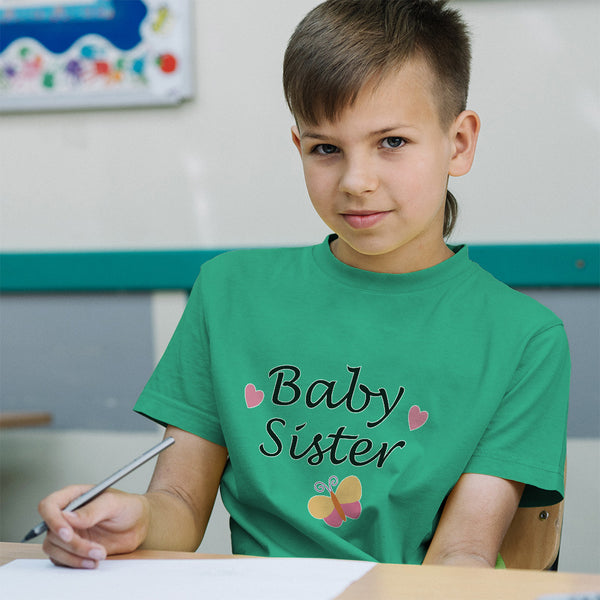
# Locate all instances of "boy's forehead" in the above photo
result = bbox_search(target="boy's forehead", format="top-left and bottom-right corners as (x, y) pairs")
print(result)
(297, 58), (441, 133)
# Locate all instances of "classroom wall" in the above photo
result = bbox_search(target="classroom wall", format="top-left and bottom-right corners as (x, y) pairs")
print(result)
(0, 0), (598, 250)
(1, 0), (598, 574)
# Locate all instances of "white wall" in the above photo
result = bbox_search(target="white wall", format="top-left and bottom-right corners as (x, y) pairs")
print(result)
(0, 1), (598, 250)
(452, 0), (600, 243)
(0, 1), (325, 251)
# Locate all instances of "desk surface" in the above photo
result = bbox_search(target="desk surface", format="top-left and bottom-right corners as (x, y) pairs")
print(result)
(1, 543), (599, 600)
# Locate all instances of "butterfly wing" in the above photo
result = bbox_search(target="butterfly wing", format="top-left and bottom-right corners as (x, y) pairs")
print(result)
(323, 509), (344, 528)
(308, 494), (344, 527)
(340, 500), (362, 520)
(308, 495), (334, 520)
(335, 476), (362, 504)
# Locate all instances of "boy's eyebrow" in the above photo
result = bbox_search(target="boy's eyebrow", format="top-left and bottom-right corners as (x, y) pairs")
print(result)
(300, 125), (416, 140)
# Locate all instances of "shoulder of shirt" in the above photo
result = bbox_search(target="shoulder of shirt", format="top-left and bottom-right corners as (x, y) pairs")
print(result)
(193, 245), (312, 287)
(204, 245), (307, 269)
(466, 257), (565, 330)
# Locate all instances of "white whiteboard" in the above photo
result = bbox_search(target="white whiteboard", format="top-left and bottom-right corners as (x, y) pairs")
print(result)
(0, 0), (597, 251)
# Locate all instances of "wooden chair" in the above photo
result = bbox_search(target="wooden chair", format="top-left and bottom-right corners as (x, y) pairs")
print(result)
(500, 500), (564, 569)
(500, 465), (566, 570)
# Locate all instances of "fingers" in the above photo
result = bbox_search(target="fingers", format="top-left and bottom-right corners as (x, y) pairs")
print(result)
(38, 487), (148, 568)
(38, 485), (107, 569)
(43, 519), (107, 569)
(38, 484), (92, 545)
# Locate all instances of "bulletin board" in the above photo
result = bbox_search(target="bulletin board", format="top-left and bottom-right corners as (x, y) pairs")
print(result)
(0, 0), (193, 111)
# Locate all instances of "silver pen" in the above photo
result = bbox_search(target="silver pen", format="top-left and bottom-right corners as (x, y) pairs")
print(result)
(21, 436), (175, 542)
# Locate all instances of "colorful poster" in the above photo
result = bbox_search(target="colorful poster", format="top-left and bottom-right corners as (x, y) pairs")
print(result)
(0, 0), (193, 111)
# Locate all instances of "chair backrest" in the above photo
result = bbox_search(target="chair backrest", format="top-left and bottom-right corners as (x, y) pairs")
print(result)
(500, 499), (565, 569)
(500, 461), (566, 570)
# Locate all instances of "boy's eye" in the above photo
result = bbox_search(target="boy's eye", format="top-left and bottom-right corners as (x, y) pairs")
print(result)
(381, 137), (406, 149)
(313, 143), (339, 155)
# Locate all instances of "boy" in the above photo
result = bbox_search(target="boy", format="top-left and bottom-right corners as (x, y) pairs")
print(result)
(39, 0), (569, 569)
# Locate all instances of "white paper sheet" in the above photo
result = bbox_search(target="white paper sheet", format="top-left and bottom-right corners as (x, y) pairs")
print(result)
(0, 557), (375, 600)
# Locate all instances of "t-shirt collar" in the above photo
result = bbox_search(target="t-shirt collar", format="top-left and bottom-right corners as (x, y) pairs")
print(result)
(312, 234), (472, 293)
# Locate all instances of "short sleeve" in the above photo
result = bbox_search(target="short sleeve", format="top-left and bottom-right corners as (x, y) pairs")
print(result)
(465, 323), (570, 507)
(134, 272), (225, 446)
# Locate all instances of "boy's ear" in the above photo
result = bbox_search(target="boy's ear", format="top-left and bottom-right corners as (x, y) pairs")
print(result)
(291, 125), (303, 155)
(448, 110), (480, 177)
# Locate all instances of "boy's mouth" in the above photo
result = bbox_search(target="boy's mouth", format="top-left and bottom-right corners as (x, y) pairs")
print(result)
(342, 210), (390, 229)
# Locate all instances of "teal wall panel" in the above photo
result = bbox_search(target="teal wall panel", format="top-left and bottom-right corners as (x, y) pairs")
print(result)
(1, 244), (598, 292)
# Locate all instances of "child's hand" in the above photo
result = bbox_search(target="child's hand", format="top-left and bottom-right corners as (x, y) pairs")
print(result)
(38, 485), (149, 569)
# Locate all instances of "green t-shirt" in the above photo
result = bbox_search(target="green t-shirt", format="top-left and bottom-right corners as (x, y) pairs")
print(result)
(135, 236), (569, 564)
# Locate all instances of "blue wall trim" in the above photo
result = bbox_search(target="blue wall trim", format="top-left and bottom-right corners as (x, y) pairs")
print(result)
(1, 243), (598, 292)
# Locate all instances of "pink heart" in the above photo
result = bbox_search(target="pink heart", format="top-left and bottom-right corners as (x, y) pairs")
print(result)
(408, 405), (428, 431)
(244, 383), (264, 409)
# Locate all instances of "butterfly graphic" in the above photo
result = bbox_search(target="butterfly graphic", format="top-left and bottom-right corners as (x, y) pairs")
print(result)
(308, 475), (362, 528)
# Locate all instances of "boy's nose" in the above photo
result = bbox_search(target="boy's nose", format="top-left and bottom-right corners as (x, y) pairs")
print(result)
(338, 157), (379, 197)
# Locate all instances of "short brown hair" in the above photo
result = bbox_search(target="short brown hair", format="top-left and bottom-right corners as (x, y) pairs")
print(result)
(283, 0), (472, 237)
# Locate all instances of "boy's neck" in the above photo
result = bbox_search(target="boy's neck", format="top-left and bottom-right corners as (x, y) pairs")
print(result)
(330, 236), (455, 274)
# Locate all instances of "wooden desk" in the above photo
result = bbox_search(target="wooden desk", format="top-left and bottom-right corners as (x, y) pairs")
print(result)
(1, 543), (599, 599)
(0, 411), (52, 429)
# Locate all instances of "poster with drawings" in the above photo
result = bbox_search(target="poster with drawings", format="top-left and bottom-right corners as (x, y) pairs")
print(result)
(0, 0), (193, 111)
